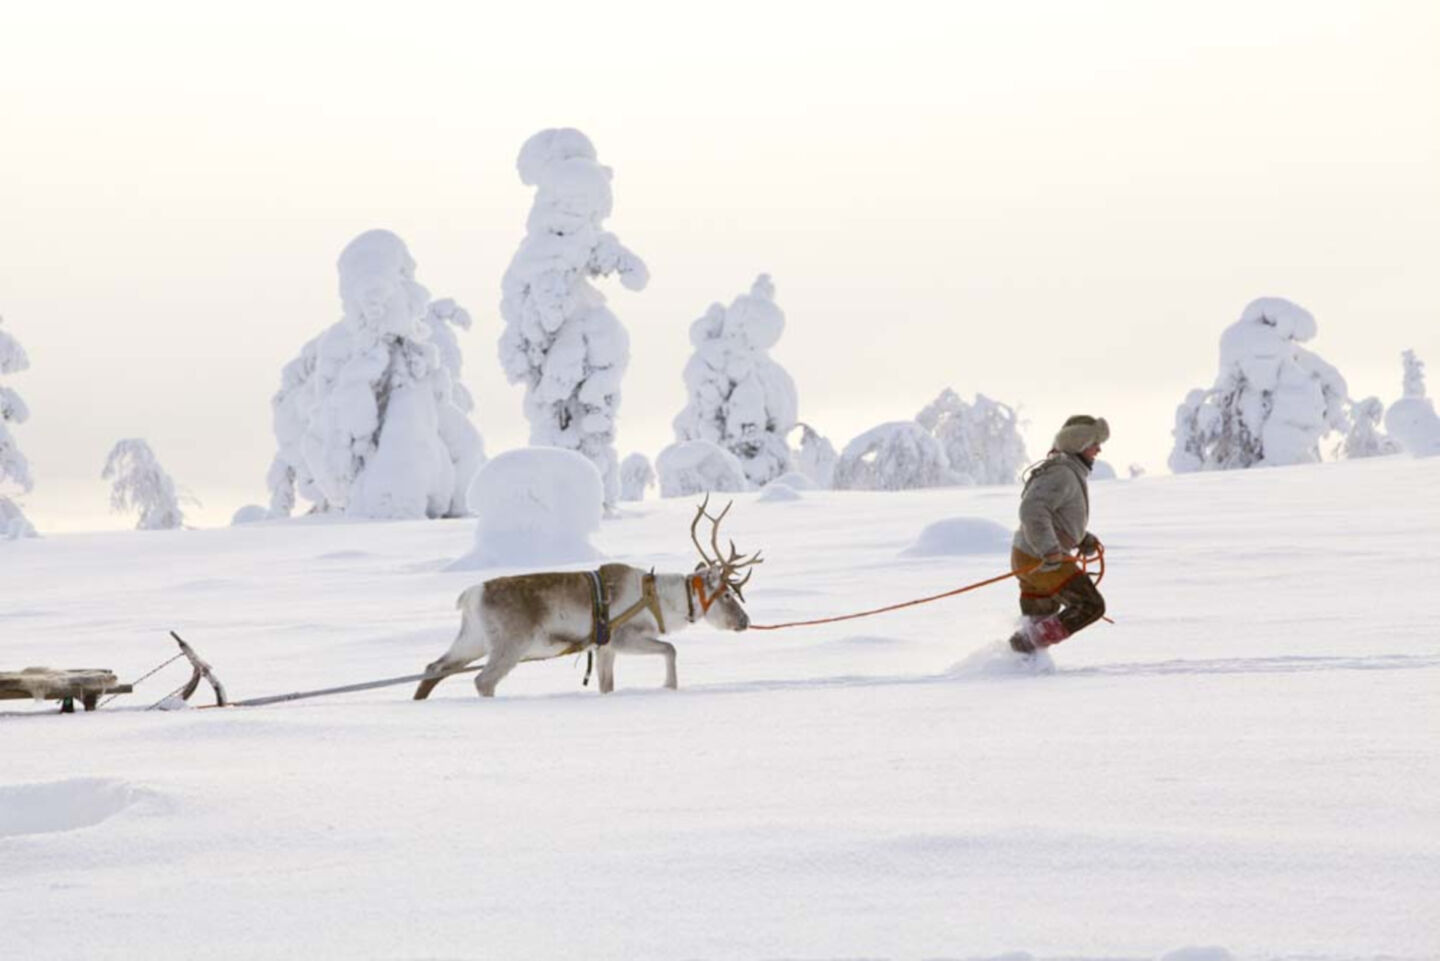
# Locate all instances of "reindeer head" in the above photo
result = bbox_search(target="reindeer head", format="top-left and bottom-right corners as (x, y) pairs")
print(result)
(689, 495), (763, 631)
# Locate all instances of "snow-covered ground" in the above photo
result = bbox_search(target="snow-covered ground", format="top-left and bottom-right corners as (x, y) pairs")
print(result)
(3, 457), (1437, 960)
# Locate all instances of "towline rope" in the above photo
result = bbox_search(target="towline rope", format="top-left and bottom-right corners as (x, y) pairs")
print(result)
(747, 547), (1106, 631)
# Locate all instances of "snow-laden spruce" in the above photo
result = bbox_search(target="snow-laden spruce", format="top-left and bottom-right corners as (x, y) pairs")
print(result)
(916, 388), (1028, 485)
(267, 230), (485, 520)
(103, 439), (186, 530)
(832, 421), (960, 491)
(498, 128), (649, 510)
(619, 452), (655, 502)
(453, 448), (604, 569)
(655, 439), (750, 498)
(0, 315), (36, 539)
(1168, 297), (1349, 471)
(1384, 349), (1440, 457)
(790, 423), (838, 489)
(674, 275), (798, 487)
(1339, 397), (1401, 459)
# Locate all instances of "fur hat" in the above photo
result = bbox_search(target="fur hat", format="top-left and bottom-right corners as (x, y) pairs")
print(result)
(1053, 415), (1110, 454)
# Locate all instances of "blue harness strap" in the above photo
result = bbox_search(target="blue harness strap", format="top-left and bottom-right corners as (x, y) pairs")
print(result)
(585, 570), (611, 647)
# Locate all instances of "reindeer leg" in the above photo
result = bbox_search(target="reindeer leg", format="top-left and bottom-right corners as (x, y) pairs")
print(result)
(473, 645), (523, 698)
(596, 644), (617, 694)
(611, 634), (678, 691)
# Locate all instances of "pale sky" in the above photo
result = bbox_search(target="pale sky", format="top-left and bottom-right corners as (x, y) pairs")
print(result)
(2, 0), (1437, 531)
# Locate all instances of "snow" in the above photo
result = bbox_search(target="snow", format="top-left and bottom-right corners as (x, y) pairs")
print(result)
(0, 315), (35, 538)
(101, 438), (186, 530)
(899, 516), (1012, 556)
(454, 447), (604, 568)
(498, 128), (647, 509)
(654, 439), (750, 497)
(916, 388), (1028, 485)
(2, 457), (1439, 960)
(1385, 350), (1440, 457)
(673, 275), (798, 486)
(618, 451), (655, 502)
(833, 420), (959, 490)
(1171, 297), (1350, 471)
(269, 230), (483, 519)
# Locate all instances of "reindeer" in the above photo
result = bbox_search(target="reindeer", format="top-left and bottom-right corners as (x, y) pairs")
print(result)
(414, 498), (761, 699)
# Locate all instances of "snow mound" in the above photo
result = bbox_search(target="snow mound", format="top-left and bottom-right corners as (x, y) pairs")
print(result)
(1090, 459), (1118, 480)
(900, 517), (1011, 557)
(770, 471), (815, 490)
(946, 638), (1055, 677)
(1160, 947), (1236, 961)
(230, 504), (269, 525)
(0, 779), (148, 838)
(454, 448), (604, 569)
(655, 440), (751, 498)
(1385, 397), (1440, 457)
(757, 483), (802, 503)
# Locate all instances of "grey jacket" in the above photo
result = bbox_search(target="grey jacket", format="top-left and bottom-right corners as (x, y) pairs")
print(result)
(1012, 453), (1091, 558)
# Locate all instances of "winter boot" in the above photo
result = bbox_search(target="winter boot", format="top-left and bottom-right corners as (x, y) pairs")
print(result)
(1025, 615), (1071, 648)
(1008, 630), (1036, 654)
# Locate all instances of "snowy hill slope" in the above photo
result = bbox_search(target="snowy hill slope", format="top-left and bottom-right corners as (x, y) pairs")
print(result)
(3, 457), (1438, 960)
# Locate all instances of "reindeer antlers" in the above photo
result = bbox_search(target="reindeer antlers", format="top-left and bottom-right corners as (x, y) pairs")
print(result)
(690, 495), (764, 599)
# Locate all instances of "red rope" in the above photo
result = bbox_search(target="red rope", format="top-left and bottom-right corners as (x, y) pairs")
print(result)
(748, 547), (1106, 631)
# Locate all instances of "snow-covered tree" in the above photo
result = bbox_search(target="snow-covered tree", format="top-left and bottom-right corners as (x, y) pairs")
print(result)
(619, 452), (655, 502)
(1168, 297), (1349, 471)
(103, 439), (187, 530)
(268, 230), (485, 520)
(832, 421), (960, 491)
(1401, 348), (1425, 400)
(915, 388), (1028, 485)
(498, 128), (649, 510)
(674, 275), (798, 486)
(1338, 397), (1401, 459)
(0, 315), (36, 539)
(1384, 349), (1440, 457)
(655, 440), (750, 498)
(791, 423), (838, 489)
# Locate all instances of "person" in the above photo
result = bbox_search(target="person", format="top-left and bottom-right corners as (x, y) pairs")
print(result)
(1008, 415), (1109, 654)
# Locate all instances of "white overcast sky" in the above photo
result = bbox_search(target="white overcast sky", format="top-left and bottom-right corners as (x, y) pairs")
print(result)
(2, 0), (1437, 530)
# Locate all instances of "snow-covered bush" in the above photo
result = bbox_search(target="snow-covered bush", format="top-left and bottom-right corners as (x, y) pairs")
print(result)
(103, 439), (187, 530)
(0, 315), (36, 539)
(1168, 298), (1349, 471)
(899, 517), (1011, 557)
(1339, 397), (1401, 459)
(655, 440), (750, 498)
(832, 421), (960, 491)
(498, 128), (649, 510)
(231, 504), (269, 525)
(453, 448), (605, 569)
(1128, 464), (1147, 479)
(756, 482), (802, 503)
(770, 470), (815, 490)
(619, 452), (655, 502)
(1384, 349), (1440, 457)
(915, 388), (1027, 485)
(791, 423), (837, 489)
(268, 230), (484, 520)
(674, 275), (798, 486)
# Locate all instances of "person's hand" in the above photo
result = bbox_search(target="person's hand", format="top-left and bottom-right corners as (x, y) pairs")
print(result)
(1078, 533), (1102, 558)
(1039, 551), (1067, 572)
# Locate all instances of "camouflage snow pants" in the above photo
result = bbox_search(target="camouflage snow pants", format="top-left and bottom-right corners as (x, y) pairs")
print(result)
(1011, 547), (1107, 637)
